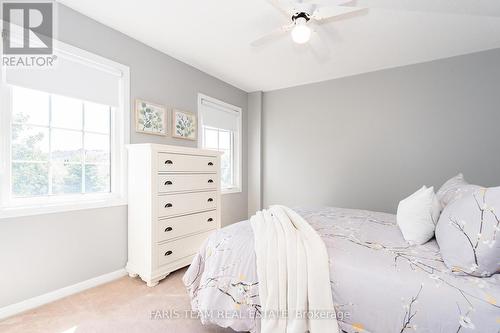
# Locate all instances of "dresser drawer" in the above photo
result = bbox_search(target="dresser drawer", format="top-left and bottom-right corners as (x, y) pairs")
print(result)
(158, 230), (213, 267)
(158, 174), (217, 193)
(158, 211), (217, 242)
(158, 191), (217, 217)
(158, 153), (217, 173)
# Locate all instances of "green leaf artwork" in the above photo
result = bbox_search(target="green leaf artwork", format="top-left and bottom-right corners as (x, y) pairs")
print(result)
(136, 101), (166, 135)
(174, 111), (196, 140)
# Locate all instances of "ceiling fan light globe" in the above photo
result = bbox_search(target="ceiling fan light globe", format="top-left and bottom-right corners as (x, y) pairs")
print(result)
(291, 24), (311, 44)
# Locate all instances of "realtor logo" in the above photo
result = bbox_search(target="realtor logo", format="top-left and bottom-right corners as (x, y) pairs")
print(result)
(2, 1), (53, 54)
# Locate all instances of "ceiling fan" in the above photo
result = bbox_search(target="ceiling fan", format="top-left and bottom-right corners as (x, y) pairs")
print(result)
(252, 0), (367, 46)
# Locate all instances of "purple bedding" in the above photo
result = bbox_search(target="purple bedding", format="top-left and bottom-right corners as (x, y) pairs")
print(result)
(183, 207), (500, 333)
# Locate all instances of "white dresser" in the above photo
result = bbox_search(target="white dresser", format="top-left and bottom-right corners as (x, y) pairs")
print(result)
(126, 144), (221, 287)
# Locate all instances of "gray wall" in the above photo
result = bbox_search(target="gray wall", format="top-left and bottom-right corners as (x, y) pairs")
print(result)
(247, 92), (263, 216)
(0, 4), (248, 308)
(0, 207), (127, 307)
(262, 48), (500, 214)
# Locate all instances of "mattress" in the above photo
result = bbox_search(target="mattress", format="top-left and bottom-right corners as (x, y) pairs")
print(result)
(183, 207), (500, 333)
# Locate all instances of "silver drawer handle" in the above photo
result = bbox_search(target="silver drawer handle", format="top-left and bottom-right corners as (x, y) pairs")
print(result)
(208, 179), (214, 183)
(207, 198), (214, 203)
(164, 251), (173, 256)
(164, 203), (173, 208)
(164, 227), (173, 232)
(164, 180), (173, 186)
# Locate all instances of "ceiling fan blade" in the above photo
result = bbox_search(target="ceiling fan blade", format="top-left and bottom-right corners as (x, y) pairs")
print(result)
(307, 25), (331, 62)
(265, 0), (295, 18)
(250, 23), (294, 47)
(310, 20), (341, 44)
(305, 0), (356, 6)
(307, 43), (329, 63)
(312, 5), (367, 22)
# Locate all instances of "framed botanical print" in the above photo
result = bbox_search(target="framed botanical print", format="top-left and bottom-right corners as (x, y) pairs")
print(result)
(172, 109), (197, 140)
(135, 100), (167, 136)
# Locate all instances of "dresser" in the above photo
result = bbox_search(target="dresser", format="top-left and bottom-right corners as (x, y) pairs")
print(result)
(126, 144), (222, 287)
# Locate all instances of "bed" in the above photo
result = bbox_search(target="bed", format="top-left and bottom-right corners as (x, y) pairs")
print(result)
(183, 207), (500, 333)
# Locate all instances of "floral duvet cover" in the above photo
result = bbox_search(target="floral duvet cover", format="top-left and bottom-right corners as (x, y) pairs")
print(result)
(183, 207), (500, 333)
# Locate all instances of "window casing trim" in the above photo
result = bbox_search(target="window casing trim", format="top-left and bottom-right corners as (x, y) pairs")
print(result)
(0, 40), (130, 219)
(197, 93), (242, 195)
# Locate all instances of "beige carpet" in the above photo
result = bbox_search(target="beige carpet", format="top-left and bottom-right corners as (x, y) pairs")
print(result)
(0, 268), (237, 333)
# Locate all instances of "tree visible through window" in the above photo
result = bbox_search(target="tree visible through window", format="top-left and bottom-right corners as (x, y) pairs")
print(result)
(11, 86), (111, 198)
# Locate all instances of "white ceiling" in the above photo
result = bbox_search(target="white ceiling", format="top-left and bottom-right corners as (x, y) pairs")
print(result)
(58, 0), (500, 92)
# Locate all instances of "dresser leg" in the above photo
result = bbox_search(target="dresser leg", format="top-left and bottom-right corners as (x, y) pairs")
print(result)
(125, 264), (139, 279)
(146, 280), (159, 287)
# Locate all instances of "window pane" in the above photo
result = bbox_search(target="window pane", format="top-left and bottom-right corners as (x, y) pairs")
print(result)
(51, 129), (83, 163)
(219, 130), (231, 150)
(51, 95), (83, 130)
(221, 168), (232, 188)
(220, 150), (233, 188)
(52, 163), (82, 194)
(85, 133), (110, 164)
(12, 162), (48, 197)
(85, 164), (110, 193)
(85, 102), (110, 133)
(204, 128), (218, 149)
(11, 125), (49, 161)
(12, 86), (49, 126)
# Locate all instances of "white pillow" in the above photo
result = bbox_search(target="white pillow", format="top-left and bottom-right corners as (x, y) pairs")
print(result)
(436, 173), (481, 209)
(397, 186), (441, 245)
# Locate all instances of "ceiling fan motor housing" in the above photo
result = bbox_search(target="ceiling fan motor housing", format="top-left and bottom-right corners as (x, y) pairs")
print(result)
(292, 12), (311, 22)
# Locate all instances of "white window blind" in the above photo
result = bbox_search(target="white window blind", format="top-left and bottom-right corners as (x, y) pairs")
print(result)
(5, 49), (123, 107)
(199, 98), (240, 132)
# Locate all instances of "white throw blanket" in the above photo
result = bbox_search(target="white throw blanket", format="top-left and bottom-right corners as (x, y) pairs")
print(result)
(250, 205), (339, 333)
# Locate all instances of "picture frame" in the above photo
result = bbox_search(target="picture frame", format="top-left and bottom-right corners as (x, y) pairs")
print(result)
(172, 109), (197, 140)
(135, 99), (167, 136)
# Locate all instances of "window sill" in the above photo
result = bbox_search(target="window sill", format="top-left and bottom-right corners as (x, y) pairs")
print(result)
(0, 196), (127, 220)
(221, 188), (242, 195)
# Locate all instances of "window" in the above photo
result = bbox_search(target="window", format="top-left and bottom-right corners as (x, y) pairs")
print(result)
(203, 127), (235, 189)
(198, 94), (242, 194)
(0, 41), (130, 217)
(11, 87), (111, 197)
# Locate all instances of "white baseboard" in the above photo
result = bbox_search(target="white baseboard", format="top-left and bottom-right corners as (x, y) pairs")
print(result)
(0, 268), (127, 321)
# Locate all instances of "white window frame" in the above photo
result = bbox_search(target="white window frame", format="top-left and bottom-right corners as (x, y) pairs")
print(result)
(198, 93), (242, 195)
(0, 40), (130, 219)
